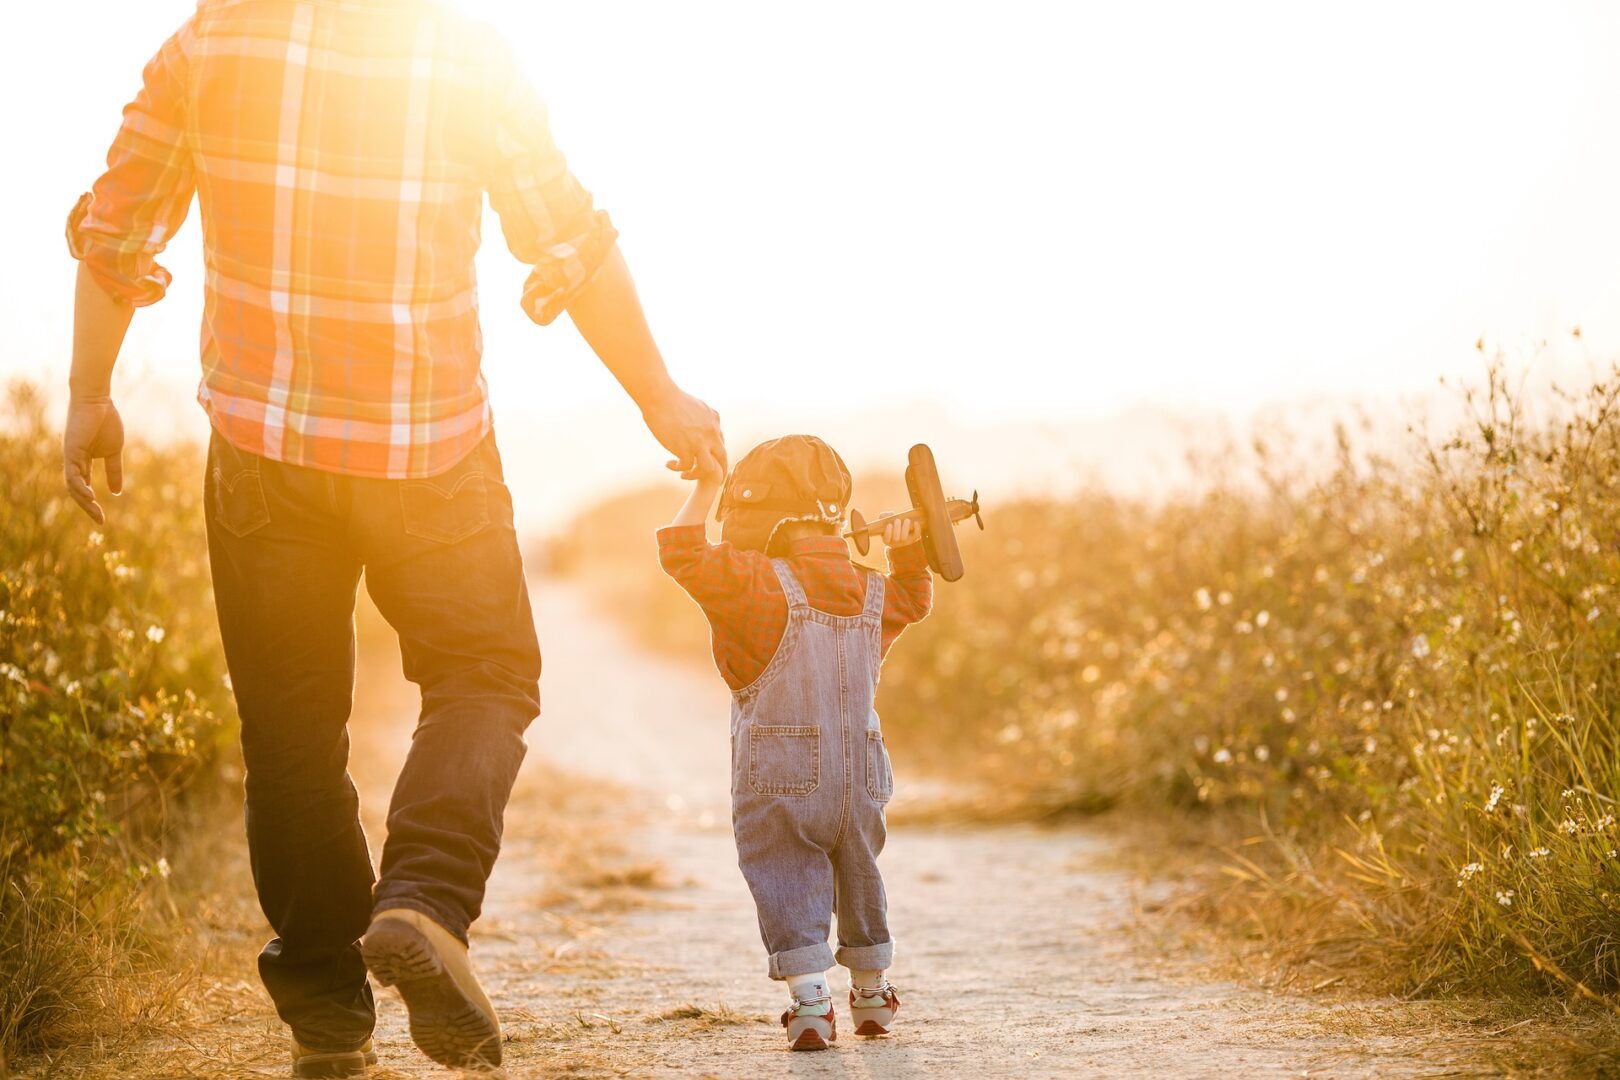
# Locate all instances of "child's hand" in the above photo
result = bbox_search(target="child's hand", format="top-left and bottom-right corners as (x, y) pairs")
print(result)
(883, 515), (922, 548)
(694, 448), (726, 487)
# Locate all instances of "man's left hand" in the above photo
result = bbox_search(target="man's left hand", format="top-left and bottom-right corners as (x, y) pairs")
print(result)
(63, 397), (126, 525)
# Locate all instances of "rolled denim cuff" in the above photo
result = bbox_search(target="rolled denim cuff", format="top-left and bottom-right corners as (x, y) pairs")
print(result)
(834, 940), (894, 972)
(768, 942), (837, 980)
(369, 894), (470, 946)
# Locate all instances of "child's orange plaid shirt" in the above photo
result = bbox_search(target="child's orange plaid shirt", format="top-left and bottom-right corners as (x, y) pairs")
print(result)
(68, 0), (617, 478)
(658, 527), (935, 691)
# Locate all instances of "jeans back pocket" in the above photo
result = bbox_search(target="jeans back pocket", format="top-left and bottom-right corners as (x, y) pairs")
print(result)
(748, 725), (820, 796)
(400, 461), (490, 544)
(208, 436), (271, 538)
(866, 729), (894, 803)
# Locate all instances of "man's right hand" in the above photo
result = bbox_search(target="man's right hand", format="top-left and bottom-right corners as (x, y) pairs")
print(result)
(642, 384), (726, 481)
(63, 397), (126, 525)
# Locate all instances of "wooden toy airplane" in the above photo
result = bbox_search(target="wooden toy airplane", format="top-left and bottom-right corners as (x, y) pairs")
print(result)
(842, 444), (982, 582)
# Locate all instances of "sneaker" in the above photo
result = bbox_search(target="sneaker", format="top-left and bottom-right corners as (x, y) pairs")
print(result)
(360, 908), (501, 1070)
(780, 998), (837, 1051)
(291, 1037), (376, 1078)
(849, 983), (900, 1036)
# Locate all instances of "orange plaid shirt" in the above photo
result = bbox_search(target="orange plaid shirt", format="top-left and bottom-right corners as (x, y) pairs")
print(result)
(68, 0), (617, 478)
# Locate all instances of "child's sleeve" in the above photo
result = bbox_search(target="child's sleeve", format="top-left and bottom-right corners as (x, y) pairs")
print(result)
(881, 539), (934, 637)
(656, 524), (780, 627)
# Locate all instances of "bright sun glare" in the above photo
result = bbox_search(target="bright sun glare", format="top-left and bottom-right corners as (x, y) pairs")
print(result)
(4, 1), (1620, 519)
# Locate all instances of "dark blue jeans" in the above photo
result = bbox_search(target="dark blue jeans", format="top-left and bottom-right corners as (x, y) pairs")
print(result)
(204, 429), (541, 1052)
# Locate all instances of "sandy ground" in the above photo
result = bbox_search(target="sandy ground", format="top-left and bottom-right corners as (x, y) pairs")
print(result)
(27, 578), (1517, 1078)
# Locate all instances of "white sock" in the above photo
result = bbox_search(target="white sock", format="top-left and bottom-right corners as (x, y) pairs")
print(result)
(850, 969), (887, 999)
(787, 972), (832, 1014)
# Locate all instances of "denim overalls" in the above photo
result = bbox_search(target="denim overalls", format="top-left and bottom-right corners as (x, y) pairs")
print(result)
(729, 560), (896, 979)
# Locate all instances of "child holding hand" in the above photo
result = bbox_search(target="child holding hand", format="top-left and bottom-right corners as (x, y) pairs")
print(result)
(657, 434), (932, 1050)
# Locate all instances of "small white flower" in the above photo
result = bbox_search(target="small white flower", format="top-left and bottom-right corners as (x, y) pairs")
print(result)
(145, 625), (166, 644)
(1212, 748), (1233, 765)
(1254, 745), (1270, 762)
(1195, 588), (1212, 611)
(1256, 610), (1270, 628)
(1496, 889), (1515, 907)
(87, 531), (105, 547)
(1456, 861), (1484, 886)
(1562, 819), (1581, 835)
(1411, 635), (1431, 659)
(1589, 607), (1602, 623)
(156, 857), (171, 879)
(1528, 847), (1550, 859)
(1363, 736), (1378, 754)
(1484, 785), (1504, 814)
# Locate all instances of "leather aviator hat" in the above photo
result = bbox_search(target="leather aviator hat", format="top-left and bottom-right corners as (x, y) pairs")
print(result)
(717, 435), (853, 553)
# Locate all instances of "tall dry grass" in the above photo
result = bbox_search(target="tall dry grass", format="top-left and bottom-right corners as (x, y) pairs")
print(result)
(0, 382), (235, 1061)
(557, 360), (1620, 1003)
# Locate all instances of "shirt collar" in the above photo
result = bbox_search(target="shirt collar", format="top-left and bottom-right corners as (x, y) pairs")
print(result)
(786, 536), (852, 559)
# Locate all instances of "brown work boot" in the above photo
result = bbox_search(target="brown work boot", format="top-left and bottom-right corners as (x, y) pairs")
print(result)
(291, 1037), (376, 1077)
(360, 908), (501, 1069)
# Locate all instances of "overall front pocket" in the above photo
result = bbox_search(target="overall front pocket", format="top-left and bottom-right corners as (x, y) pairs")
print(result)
(748, 725), (820, 796)
(866, 729), (894, 803)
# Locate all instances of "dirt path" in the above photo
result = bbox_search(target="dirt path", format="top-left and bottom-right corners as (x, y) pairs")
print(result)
(380, 580), (1490, 1079)
(42, 578), (1509, 1079)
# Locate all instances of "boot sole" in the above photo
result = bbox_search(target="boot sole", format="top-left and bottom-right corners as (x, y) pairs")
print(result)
(361, 918), (501, 1069)
(293, 1048), (377, 1078)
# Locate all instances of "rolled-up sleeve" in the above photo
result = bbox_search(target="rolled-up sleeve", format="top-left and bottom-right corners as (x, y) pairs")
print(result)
(483, 39), (618, 326)
(66, 20), (196, 307)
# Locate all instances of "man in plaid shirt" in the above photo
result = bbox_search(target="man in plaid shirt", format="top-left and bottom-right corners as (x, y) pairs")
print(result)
(62, 1), (724, 1074)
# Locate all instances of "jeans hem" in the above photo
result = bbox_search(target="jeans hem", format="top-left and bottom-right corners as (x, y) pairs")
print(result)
(834, 940), (894, 971)
(370, 894), (470, 945)
(767, 942), (837, 979)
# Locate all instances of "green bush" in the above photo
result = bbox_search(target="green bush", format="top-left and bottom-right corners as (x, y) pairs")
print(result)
(0, 382), (234, 1057)
(878, 362), (1620, 996)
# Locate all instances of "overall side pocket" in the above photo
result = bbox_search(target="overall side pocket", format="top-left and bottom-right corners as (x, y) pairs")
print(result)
(865, 729), (894, 803)
(748, 725), (820, 797)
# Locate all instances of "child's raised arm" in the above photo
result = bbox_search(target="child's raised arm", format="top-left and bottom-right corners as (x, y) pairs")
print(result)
(881, 518), (933, 632)
(670, 469), (722, 531)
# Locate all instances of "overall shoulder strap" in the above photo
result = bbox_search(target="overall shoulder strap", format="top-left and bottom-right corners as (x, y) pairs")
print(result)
(862, 570), (887, 619)
(771, 558), (809, 608)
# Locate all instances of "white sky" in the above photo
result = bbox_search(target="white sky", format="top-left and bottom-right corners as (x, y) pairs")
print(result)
(5, 1), (1620, 521)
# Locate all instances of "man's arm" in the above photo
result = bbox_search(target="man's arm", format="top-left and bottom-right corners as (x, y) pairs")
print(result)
(481, 37), (724, 479)
(567, 247), (725, 479)
(63, 266), (134, 524)
(63, 18), (196, 522)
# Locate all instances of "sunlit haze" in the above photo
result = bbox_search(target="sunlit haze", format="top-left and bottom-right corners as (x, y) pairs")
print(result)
(6, 1), (1620, 526)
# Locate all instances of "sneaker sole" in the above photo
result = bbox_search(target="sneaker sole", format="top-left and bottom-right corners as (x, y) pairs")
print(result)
(360, 919), (501, 1069)
(854, 1020), (890, 1036)
(790, 1030), (831, 1051)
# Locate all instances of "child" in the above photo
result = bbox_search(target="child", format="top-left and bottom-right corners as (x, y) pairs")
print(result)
(657, 434), (933, 1051)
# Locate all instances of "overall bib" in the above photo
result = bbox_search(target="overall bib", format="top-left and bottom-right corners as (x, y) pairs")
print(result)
(730, 560), (897, 979)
